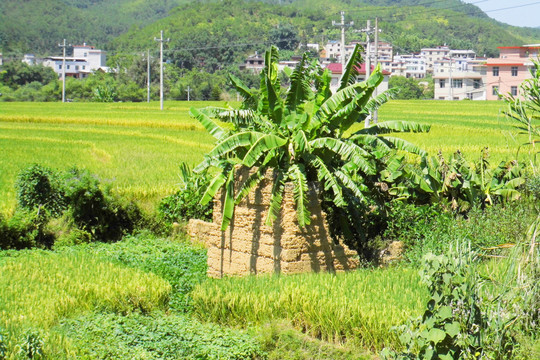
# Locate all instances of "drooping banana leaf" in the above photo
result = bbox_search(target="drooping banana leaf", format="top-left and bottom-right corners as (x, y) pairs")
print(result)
(234, 167), (266, 205)
(289, 164), (311, 227)
(357, 120), (431, 135)
(308, 155), (346, 207)
(242, 134), (287, 167)
(190, 107), (227, 140)
(220, 168), (236, 231)
(206, 131), (264, 160)
(265, 170), (286, 226)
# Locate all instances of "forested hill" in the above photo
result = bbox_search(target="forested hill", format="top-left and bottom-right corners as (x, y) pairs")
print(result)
(1, 0), (539, 64)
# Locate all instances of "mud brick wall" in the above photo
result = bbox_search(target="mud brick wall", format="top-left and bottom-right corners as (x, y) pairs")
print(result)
(188, 168), (359, 278)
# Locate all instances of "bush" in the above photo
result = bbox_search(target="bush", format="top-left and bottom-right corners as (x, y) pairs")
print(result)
(0, 211), (55, 250)
(158, 163), (213, 224)
(15, 164), (65, 217)
(63, 168), (141, 242)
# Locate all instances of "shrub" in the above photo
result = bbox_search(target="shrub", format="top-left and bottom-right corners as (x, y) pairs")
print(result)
(15, 164), (65, 217)
(158, 163), (213, 223)
(0, 211), (55, 250)
(63, 168), (141, 242)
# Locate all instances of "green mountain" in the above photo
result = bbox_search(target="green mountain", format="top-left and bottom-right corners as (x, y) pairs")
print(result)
(1, 0), (539, 65)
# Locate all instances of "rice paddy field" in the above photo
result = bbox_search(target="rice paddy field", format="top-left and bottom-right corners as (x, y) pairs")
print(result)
(0, 100), (527, 213)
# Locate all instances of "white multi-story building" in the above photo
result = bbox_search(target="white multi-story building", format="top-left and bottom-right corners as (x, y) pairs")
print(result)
(421, 46), (451, 74)
(42, 44), (108, 79)
(433, 58), (486, 100)
(390, 54), (426, 78)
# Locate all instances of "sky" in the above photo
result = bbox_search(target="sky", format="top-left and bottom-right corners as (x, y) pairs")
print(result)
(461, 0), (540, 28)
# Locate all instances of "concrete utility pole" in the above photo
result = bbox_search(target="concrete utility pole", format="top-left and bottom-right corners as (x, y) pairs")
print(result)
(186, 86), (191, 101)
(356, 20), (375, 127)
(147, 50), (151, 103)
(332, 11), (353, 69)
(58, 39), (68, 103)
(373, 17), (380, 124)
(154, 30), (169, 110)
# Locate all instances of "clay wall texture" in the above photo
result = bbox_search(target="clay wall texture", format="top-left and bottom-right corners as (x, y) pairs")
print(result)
(188, 168), (359, 278)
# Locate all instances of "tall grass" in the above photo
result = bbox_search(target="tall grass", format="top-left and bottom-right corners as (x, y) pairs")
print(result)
(192, 267), (428, 350)
(0, 249), (171, 353)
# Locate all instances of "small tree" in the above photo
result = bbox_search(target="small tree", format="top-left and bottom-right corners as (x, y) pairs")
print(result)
(191, 46), (429, 248)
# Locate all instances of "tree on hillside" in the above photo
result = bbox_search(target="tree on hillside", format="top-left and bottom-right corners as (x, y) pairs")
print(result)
(0, 61), (57, 89)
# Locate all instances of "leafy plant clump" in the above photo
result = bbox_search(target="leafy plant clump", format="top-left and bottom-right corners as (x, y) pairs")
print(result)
(56, 312), (265, 360)
(190, 45), (429, 252)
(382, 234), (539, 359)
(2, 164), (146, 250)
(158, 163), (213, 224)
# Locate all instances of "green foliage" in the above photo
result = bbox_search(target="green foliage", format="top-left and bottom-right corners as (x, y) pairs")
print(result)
(382, 242), (485, 359)
(503, 59), (540, 174)
(16, 330), (44, 360)
(158, 163), (213, 224)
(0, 62), (56, 89)
(63, 167), (141, 242)
(389, 148), (526, 212)
(57, 311), (265, 360)
(384, 200), (537, 265)
(15, 164), (65, 217)
(192, 46), (428, 248)
(383, 229), (540, 360)
(389, 76), (432, 100)
(78, 234), (208, 312)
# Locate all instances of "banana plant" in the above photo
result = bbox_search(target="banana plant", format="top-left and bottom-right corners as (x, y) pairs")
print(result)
(503, 60), (540, 174)
(190, 45), (430, 235)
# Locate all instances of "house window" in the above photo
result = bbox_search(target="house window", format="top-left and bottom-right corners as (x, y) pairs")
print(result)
(83, 52), (87, 57)
(66, 65), (70, 69)
(439, 79), (445, 88)
(473, 79), (481, 89)
(511, 66), (518, 76)
(82, 66), (86, 70)
(58, 65), (62, 69)
(452, 79), (463, 88)
(493, 66), (499, 76)
(511, 86), (518, 96)
(467, 93), (473, 100)
(492, 86), (499, 95)
(75, 65), (79, 70)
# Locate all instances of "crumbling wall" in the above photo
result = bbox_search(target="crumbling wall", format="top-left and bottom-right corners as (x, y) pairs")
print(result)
(188, 168), (359, 278)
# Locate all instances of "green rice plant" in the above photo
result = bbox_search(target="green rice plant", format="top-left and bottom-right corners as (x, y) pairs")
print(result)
(192, 267), (428, 350)
(0, 99), (530, 215)
(69, 234), (208, 312)
(0, 249), (171, 357)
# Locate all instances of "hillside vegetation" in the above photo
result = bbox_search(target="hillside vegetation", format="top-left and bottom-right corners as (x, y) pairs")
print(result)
(2, 0), (540, 64)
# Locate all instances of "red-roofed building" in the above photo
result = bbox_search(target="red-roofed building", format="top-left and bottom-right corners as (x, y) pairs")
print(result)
(325, 63), (390, 93)
(486, 45), (540, 100)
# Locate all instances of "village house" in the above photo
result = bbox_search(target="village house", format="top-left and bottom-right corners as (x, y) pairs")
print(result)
(420, 45), (451, 74)
(433, 57), (487, 100)
(390, 54), (426, 78)
(42, 44), (108, 79)
(485, 45), (540, 100)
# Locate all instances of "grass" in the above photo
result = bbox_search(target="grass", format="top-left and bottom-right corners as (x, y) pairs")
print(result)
(0, 248), (171, 357)
(0, 100), (528, 213)
(191, 266), (429, 350)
